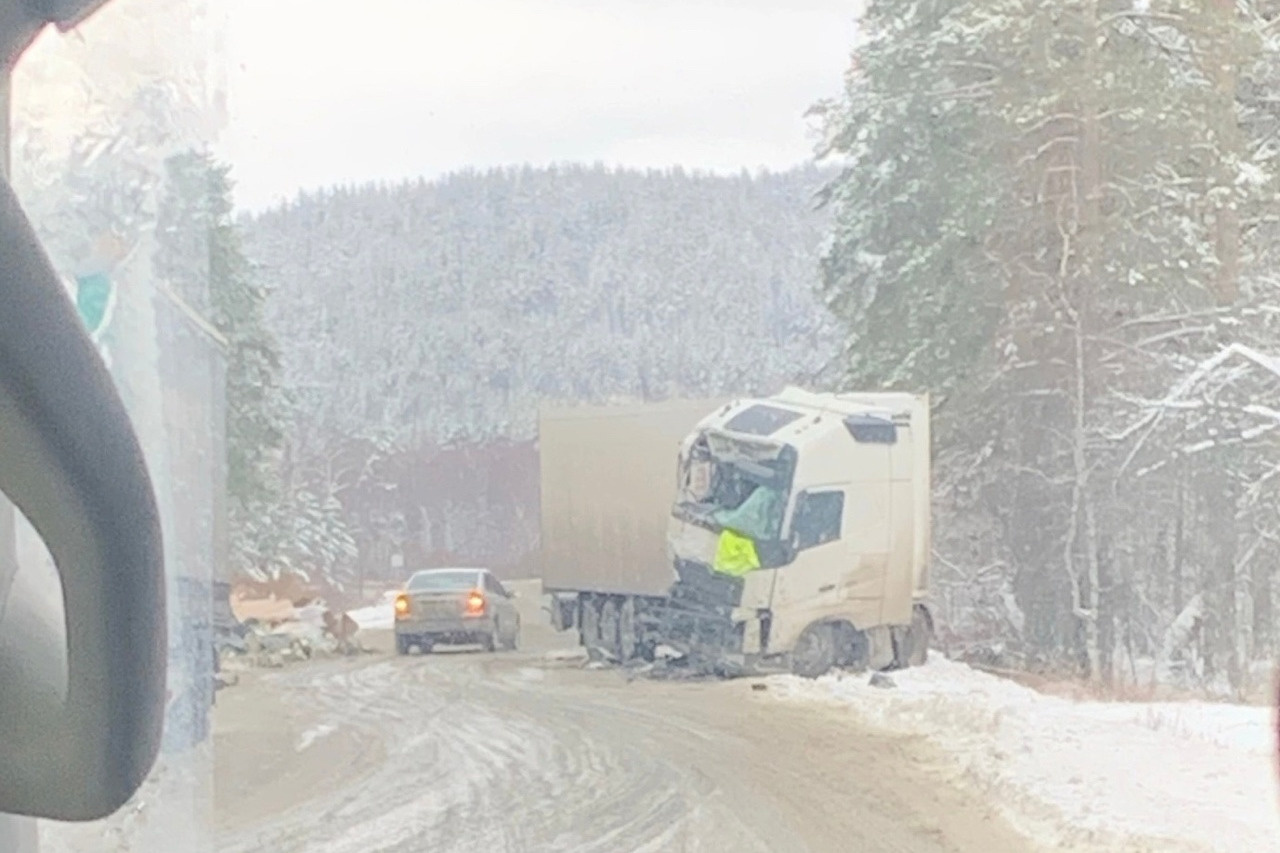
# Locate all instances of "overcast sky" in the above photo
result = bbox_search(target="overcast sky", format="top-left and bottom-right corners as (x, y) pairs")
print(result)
(217, 0), (858, 211)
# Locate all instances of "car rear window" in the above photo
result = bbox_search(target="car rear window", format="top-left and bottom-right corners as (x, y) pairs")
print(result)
(407, 570), (481, 591)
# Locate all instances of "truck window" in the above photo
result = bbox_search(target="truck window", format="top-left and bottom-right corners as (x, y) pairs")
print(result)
(791, 491), (844, 550)
(724, 404), (804, 436)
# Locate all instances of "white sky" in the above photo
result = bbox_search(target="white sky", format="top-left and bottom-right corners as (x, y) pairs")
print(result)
(217, 0), (858, 211)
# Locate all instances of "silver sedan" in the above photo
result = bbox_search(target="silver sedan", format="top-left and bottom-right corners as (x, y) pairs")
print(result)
(393, 568), (521, 654)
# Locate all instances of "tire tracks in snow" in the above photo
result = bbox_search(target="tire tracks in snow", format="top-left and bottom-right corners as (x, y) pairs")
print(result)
(217, 652), (760, 853)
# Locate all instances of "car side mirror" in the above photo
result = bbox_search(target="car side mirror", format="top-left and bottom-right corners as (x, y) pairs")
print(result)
(0, 172), (165, 821)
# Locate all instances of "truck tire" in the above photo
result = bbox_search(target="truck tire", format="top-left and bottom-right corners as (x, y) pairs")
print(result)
(833, 621), (869, 671)
(580, 597), (602, 649)
(790, 623), (838, 679)
(618, 597), (638, 662)
(599, 599), (622, 660)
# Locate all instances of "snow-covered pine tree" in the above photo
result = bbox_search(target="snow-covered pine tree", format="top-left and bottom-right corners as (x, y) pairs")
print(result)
(816, 0), (1267, 683)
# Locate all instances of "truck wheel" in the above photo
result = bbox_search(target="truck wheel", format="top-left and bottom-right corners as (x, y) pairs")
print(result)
(419, 637), (435, 655)
(791, 624), (837, 679)
(579, 597), (599, 648)
(833, 622), (869, 671)
(906, 606), (931, 667)
(599, 599), (622, 660)
(618, 598), (637, 662)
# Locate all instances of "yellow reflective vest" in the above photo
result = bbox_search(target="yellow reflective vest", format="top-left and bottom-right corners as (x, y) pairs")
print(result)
(713, 528), (761, 576)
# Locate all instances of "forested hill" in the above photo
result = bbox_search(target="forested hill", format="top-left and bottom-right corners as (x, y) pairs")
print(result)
(243, 163), (838, 449)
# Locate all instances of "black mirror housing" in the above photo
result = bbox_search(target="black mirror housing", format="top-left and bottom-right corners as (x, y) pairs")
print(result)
(0, 172), (165, 820)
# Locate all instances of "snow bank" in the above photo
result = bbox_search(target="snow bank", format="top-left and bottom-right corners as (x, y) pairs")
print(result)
(768, 658), (1280, 852)
(346, 595), (395, 632)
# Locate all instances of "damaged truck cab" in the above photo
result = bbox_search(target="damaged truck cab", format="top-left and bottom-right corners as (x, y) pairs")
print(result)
(662, 389), (933, 677)
(538, 388), (933, 679)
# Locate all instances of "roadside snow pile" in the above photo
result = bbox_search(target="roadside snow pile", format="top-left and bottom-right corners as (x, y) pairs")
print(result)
(769, 657), (1280, 852)
(347, 591), (398, 631)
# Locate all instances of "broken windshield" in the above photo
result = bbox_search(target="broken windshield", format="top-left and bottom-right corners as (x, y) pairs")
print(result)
(712, 480), (785, 541)
(677, 435), (794, 542)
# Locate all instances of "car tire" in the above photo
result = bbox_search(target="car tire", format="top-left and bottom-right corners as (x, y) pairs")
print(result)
(483, 629), (497, 652)
(504, 616), (521, 651)
(419, 637), (434, 655)
(395, 635), (411, 656)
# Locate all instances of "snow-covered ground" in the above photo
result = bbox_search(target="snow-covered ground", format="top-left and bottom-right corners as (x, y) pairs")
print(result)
(345, 592), (397, 632)
(768, 657), (1280, 852)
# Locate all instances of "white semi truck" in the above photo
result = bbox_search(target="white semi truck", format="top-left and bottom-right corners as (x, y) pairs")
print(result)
(540, 388), (933, 677)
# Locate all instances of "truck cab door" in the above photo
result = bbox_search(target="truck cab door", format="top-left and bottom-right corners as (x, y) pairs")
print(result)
(768, 484), (890, 653)
(766, 488), (845, 648)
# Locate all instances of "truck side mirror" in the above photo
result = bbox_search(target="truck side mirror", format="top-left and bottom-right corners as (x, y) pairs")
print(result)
(0, 173), (165, 821)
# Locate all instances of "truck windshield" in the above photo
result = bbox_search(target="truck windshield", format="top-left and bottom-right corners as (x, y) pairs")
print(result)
(679, 444), (791, 542)
(712, 480), (786, 541)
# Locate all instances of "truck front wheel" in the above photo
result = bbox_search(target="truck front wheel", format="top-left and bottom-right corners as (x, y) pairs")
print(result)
(790, 623), (837, 679)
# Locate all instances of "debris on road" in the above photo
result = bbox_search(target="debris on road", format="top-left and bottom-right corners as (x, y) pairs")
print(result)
(868, 672), (895, 689)
(223, 591), (371, 671)
(543, 647), (589, 662)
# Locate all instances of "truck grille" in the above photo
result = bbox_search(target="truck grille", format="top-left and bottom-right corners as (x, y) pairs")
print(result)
(669, 559), (743, 614)
(654, 561), (745, 662)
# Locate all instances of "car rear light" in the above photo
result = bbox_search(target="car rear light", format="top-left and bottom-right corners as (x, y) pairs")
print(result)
(465, 590), (485, 615)
(394, 594), (410, 619)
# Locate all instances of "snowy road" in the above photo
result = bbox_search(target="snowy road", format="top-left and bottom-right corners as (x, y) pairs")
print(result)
(213, 628), (1037, 853)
